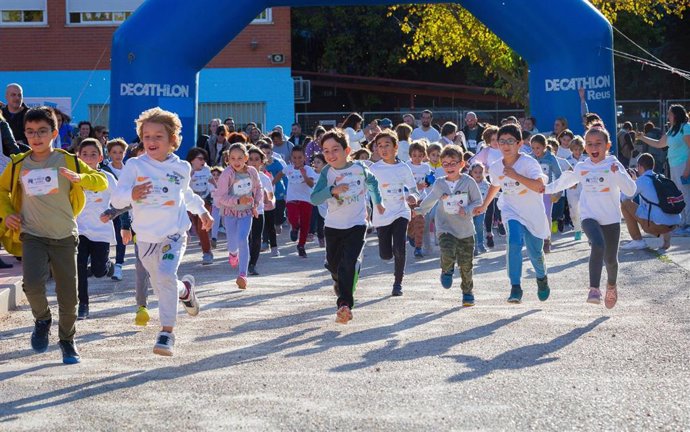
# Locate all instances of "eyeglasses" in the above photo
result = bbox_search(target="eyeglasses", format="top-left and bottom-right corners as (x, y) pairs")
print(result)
(498, 138), (518, 145)
(24, 128), (52, 138)
(441, 161), (460, 168)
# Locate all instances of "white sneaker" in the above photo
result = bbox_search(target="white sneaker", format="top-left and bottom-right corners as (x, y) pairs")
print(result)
(621, 239), (648, 250)
(111, 263), (123, 281)
(153, 331), (175, 356)
(179, 275), (199, 316)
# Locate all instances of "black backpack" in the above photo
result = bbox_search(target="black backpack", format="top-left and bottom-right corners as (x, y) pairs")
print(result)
(640, 173), (685, 218)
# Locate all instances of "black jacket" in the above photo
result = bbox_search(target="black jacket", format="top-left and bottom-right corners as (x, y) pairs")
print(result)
(0, 120), (28, 156)
(1, 104), (29, 144)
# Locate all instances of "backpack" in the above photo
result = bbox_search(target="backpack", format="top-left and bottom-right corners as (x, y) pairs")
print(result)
(640, 173), (685, 220)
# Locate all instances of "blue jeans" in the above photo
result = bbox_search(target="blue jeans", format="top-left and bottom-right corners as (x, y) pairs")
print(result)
(506, 219), (546, 286)
(224, 215), (253, 276)
(473, 214), (485, 248)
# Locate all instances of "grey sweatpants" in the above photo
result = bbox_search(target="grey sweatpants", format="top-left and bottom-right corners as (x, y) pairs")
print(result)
(134, 241), (151, 307)
(582, 219), (620, 288)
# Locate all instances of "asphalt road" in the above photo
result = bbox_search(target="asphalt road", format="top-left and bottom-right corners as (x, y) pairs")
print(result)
(1, 227), (689, 431)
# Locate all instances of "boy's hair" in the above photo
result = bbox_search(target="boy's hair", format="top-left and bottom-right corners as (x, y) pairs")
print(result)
(135, 107), (182, 150)
(569, 136), (585, 151)
(78, 137), (103, 156)
(463, 151), (474, 161)
(129, 142), (146, 157)
(440, 121), (458, 137)
(259, 141), (273, 151)
(247, 145), (266, 162)
(321, 128), (349, 150)
(373, 129), (399, 147)
(269, 130), (283, 141)
(291, 145), (306, 155)
(521, 130), (532, 141)
(440, 144), (464, 161)
(427, 142), (442, 154)
(351, 148), (371, 160)
(637, 153), (655, 170)
(498, 124), (522, 142)
(186, 147), (209, 163)
(557, 128), (574, 141)
(106, 138), (128, 153)
(210, 165), (224, 175)
(470, 161), (485, 172)
(312, 153), (326, 165)
(408, 141), (427, 156)
(546, 137), (559, 150)
(530, 133), (547, 147)
(395, 123), (412, 141)
(24, 106), (58, 131)
(584, 112), (602, 129)
(482, 125), (499, 143)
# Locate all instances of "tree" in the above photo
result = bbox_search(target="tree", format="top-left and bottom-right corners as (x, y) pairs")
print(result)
(391, 1), (690, 107)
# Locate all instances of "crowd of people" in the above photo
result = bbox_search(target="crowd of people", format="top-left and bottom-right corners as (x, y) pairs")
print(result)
(1, 80), (688, 364)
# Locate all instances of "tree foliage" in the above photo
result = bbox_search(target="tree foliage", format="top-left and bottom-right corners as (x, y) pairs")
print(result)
(391, 0), (690, 106)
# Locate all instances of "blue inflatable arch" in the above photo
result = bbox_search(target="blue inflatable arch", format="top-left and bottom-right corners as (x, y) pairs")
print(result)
(109, 0), (615, 156)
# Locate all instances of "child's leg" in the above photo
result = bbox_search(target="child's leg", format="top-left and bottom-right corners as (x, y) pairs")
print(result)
(423, 207), (435, 250)
(309, 205), (318, 235)
(552, 196), (566, 223)
(505, 220), (526, 286)
(601, 223), (621, 286)
(484, 199), (495, 234)
(569, 196), (582, 232)
(473, 214), (485, 248)
(438, 233), (457, 274)
(523, 228), (547, 279)
(77, 235), (90, 306)
(236, 216), (253, 275)
(335, 225), (367, 309)
(138, 234), (188, 330)
(113, 217), (126, 266)
(316, 211), (325, 240)
(297, 201), (312, 247)
(192, 207), (212, 253)
(376, 222), (394, 261)
(263, 209), (277, 247)
(249, 214), (264, 267)
(275, 199), (287, 227)
(456, 236), (475, 294)
(582, 218), (605, 288)
(390, 217), (408, 285)
(224, 216), (240, 254)
(46, 236), (79, 342)
(409, 214), (424, 248)
(211, 206), (221, 239)
(543, 194), (554, 234)
(134, 242), (149, 307)
(89, 240), (111, 278)
(325, 227), (345, 289)
(286, 201), (299, 232)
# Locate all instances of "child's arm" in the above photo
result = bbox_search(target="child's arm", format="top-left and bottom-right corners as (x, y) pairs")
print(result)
(110, 162), (137, 209)
(610, 161), (637, 197)
(302, 167), (315, 188)
(544, 169), (580, 194)
(310, 167), (332, 205)
(466, 178), (483, 214)
(63, 158), (108, 192)
(473, 185), (501, 216)
(363, 164), (384, 213)
(415, 181), (442, 216)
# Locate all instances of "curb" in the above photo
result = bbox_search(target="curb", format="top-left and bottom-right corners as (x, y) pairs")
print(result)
(0, 279), (24, 318)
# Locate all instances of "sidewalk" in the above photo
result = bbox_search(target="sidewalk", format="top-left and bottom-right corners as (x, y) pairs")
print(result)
(619, 225), (690, 273)
(0, 249), (23, 318)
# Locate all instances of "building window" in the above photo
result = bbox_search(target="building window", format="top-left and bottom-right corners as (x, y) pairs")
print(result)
(0, 0), (47, 26)
(252, 8), (272, 24)
(66, 0), (142, 26)
(68, 11), (133, 25)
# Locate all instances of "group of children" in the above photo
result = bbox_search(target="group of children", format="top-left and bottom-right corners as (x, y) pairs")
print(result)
(1, 105), (639, 363)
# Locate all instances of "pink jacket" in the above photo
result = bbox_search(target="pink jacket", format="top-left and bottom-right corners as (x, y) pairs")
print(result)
(212, 165), (262, 218)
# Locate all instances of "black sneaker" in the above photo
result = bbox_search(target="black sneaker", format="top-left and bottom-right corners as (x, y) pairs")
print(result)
(486, 235), (495, 248)
(77, 304), (89, 320)
(391, 284), (403, 297)
(507, 285), (523, 303)
(59, 340), (81, 364)
(297, 246), (307, 258)
(31, 319), (52, 353)
(290, 229), (299, 242)
(557, 219), (565, 233)
(0, 256), (13, 269)
(106, 261), (115, 278)
(248, 265), (259, 276)
(497, 224), (506, 236)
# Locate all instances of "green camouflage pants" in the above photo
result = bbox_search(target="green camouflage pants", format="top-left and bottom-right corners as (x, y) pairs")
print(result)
(439, 233), (474, 294)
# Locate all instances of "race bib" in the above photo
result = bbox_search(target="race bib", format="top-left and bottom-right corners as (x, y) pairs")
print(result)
(443, 192), (468, 214)
(138, 178), (180, 207)
(582, 169), (611, 193)
(499, 176), (528, 196)
(21, 168), (59, 197)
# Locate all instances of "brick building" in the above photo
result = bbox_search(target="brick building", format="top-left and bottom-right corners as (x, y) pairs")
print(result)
(0, 0), (294, 137)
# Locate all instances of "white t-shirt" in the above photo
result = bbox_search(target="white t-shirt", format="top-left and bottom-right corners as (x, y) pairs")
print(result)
(369, 160), (417, 227)
(258, 171), (273, 215)
(411, 127), (441, 143)
(406, 161), (433, 198)
(345, 127), (364, 152)
(108, 163), (123, 179)
(556, 146), (572, 160)
(488, 155), (550, 239)
(190, 165), (213, 199)
(77, 170), (117, 244)
(397, 141), (410, 162)
(319, 162), (371, 229)
(283, 164), (316, 203)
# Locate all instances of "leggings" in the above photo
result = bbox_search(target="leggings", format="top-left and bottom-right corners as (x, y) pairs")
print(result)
(113, 217), (126, 264)
(224, 215), (253, 276)
(506, 219), (546, 286)
(377, 217), (408, 285)
(262, 209), (277, 247)
(134, 241), (151, 307)
(484, 197), (502, 235)
(473, 214), (485, 248)
(77, 235), (110, 306)
(188, 205), (211, 253)
(249, 214), (265, 267)
(581, 219), (620, 288)
(274, 199), (287, 226)
(552, 196), (566, 222)
(543, 194), (554, 238)
(211, 205), (222, 240)
(309, 205), (325, 239)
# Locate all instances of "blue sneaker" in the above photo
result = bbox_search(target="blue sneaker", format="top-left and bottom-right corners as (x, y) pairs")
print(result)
(440, 269), (454, 289)
(462, 293), (475, 307)
(31, 319), (51, 353)
(574, 231), (582, 241)
(414, 247), (424, 259)
(537, 276), (550, 301)
(508, 285), (523, 303)
(59, 340), (81, 364)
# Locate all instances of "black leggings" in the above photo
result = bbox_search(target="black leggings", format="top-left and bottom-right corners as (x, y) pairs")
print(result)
(249, 214), (265, 267)
(262, 209), (277, 247)
(582, 219), (620, 288)
(325, 225), (366, 309)
(377, 217), (408, 285)
(485, 197), (502, 234)
(309, 205), (325, 239)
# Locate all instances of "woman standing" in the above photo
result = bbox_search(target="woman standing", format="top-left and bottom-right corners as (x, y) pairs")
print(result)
(636, 105), (690, 235)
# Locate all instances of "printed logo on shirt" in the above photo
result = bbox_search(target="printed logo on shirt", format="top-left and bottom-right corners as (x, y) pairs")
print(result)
(136, 176), (179, 206)
(540, 163), (551, 177)
(581, 169), (611, 193)
(380, 182), (405, 202)
(443, 191), (468, 214)
(334, 171), (365, 205)
(498, 175), (528, 196)
(232, 177), (253, 198)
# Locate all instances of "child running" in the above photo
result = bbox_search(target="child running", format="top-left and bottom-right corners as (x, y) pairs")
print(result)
(473, 124), (551, 303)
(416, 145), (482, 306)
(530, 134), (562, 253)
(309, 153), (327, 247)
(544, 125), (636, 308)
(212, 143), (263, 289)
(566, 136), (585, 240)
(284, 146), (317, 257)
(369, 130), (419, 297)
(103, 138), (128, 280)
(311, 129), (384, 324)
(469, 162), (490, 255)
(186, 147), (215, 265)
(247, 145), (275, 275)
(406, 141), (433, 258)
(111, 107), (212, 356)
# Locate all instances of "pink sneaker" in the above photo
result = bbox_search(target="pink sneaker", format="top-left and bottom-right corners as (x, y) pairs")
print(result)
(605, 284), (617, 309)
(228, 252), (239, 268)
(586, 288), (601, 304)
(236, 273), (247, 290)
(335, 305), (352, 324)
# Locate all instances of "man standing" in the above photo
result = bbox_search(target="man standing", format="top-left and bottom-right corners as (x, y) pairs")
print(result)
(289, 123), (306, 147)
(270, 130), (294, 161)
(411, 110), (441, 142)
(461, 112), (485, 154)
(402, 113), (416, 129)
(2, 83), (29, 144)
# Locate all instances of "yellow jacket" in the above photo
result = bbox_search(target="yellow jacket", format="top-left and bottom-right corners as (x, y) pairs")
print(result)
(0, 148), (108, 256)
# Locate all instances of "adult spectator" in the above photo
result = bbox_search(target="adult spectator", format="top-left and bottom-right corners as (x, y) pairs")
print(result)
(461, 111), (485, 154)
(411, 109), (441, 143)
(616, 121), (635, 168)
(54, 109), (73, 150)
(70, 120), (94, 151)
(198, 118), (221, 152)
(208, 124), (231, 166)
(289, 122), (307, 147)
(550, 117), (568, 139)
(440, 122), (458, 147)
(523, 116), (539, 134)
(395, 123), (412, 162)
(621, 153), (680, 250)
(342, 112), (366, 152)
(94, 125), (109, 146)
(636, 104), (690, 235)
(1, 83), (29, 144)
(249, 126), (263, 145)
(640, 121), (666, 174)
(270, 130), (294, 161)
(402, 113), (416, 129)
(305, 125), (326, 162)
(224, 117), (236, 133)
